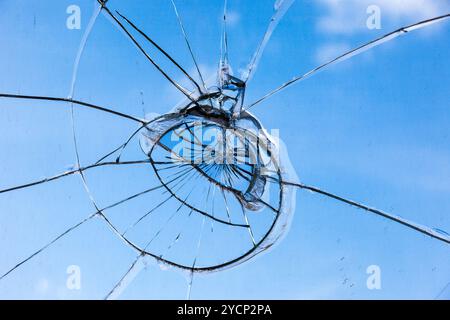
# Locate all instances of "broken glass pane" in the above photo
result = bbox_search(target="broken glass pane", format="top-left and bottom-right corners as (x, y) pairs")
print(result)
(0, 0), (449, 299)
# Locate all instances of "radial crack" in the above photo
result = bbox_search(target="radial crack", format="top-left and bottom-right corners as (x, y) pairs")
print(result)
(245, 13), (450, 111)
(115, 10), (204, 94)
(283, 180), (450, 245)
(0, 184), (164, 281)
(100, 5), (196, 101)
(0, 93), (145, 124)
(0, 160), (150, 195)
(242, 0), (295, 83)
(169, 0), (208, 91)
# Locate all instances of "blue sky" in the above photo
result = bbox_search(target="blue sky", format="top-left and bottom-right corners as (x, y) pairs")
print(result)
(0, 0), (449, 299)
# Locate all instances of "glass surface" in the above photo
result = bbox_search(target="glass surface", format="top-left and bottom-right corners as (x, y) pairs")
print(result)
(0, 0), (449, 299)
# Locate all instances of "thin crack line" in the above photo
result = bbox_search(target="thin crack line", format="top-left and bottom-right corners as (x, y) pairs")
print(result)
(0, 93), (145, 124)
(245, 13), (450, 111)
(115, 10), (203, 94)
(169, 0), (208, 91)
(0, 184), (163, 281)
(283, 180), (450, 245)
(100, 5), (196, 102)
(0, 160), (150, 195)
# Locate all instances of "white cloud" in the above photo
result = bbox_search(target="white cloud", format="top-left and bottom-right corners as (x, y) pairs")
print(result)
(314, 0), (449, 67)
(317, 0), (449, 34)
(315, 43), (351, 64)
(226, 11), (241, 27)
(35, 278), (50, 295)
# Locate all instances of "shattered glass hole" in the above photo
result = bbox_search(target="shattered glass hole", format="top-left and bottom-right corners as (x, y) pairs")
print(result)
(0, 0), (449, 299)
